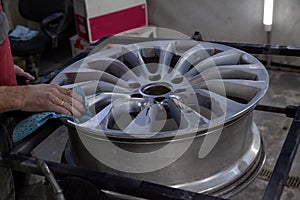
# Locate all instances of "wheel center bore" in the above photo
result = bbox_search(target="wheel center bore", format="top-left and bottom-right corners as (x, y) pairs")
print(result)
(141, 83), (171, 96)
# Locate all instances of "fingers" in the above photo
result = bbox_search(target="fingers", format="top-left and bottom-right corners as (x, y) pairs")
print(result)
(49, 98), (72, 116)
(23, 72), (35, 81)
(51, 85), (86, 117)
(14, 65), (35, 81)
(55, 97), (84, 117)
(19, 84), (88, 117)
(54, 84), (84, 103)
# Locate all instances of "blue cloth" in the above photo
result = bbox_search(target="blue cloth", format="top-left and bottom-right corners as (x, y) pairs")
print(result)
(12, 87), (92, 144)
(9, 25), (38, 41)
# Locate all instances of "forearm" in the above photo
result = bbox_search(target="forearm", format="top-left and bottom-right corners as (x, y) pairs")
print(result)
(0, 84), (85, 116)
(0, 86), (24, 113)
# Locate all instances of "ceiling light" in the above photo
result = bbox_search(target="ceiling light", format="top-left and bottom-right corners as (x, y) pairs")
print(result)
(263, 0), (274, 31)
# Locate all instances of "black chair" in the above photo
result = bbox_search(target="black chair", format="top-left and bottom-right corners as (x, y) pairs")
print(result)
(10, 0), (75, 78)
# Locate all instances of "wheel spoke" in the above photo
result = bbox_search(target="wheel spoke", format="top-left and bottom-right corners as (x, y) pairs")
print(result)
(86, 92), (130, 107)
(191, 79), (266, 104)
(166, 99), (183, 128)
(80, 103), (113, 128)
(170, 97), (210, 128)
(172, 46), (214, 75)
(86, 57), (139, 81)
(189, 64), (264, 83)
(194, 89), (247, 117)
(106, 98), (146, 131)
(121, 46), (151, 78)
(123, 107), (151, 134)
(184, 49), (242, 78)
(62, 71), (129, 88)
(157, 48), (175, 77)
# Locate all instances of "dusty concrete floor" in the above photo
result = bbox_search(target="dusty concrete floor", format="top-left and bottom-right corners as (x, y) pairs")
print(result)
(17, 42), (300, 199)
(232, 70), (300, 200)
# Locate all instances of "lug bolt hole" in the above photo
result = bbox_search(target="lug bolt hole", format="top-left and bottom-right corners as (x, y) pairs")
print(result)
(149, 74), (161, 81)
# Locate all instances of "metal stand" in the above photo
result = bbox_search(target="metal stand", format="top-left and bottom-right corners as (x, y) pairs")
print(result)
(0, 36), (300, 199)
(261, 106), (300, 200)
(0, 104), (299, 199)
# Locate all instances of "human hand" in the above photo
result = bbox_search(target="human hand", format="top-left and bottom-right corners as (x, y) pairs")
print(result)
(14, 65), (35, 83)
(19, 84), (86, 117)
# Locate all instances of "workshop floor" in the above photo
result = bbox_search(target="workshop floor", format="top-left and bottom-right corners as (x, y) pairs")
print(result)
(233, 69), (300, 200)
(18, 42), (300, 200)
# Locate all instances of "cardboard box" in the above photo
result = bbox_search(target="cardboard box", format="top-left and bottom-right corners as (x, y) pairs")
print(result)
(69, 34), (90, 57)
(73, 0), (147, 43)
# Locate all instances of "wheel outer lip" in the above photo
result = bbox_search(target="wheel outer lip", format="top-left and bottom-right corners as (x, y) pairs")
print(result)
(171, 123), (265, 197)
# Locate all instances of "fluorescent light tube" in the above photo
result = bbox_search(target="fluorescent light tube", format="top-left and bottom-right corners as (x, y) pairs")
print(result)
(263, 0), (274, 31)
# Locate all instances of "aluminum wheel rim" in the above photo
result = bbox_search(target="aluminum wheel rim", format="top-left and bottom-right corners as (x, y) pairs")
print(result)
(52, 39), (269, 197)
(52, 40), (268, 138)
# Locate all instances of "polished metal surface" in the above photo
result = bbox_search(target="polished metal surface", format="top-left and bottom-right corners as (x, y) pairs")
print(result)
(52, 40), (269, 197)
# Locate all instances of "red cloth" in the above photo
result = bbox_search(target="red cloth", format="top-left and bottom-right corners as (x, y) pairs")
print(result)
(0, 2), (17, 86)
(0, 36), (17, 86)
